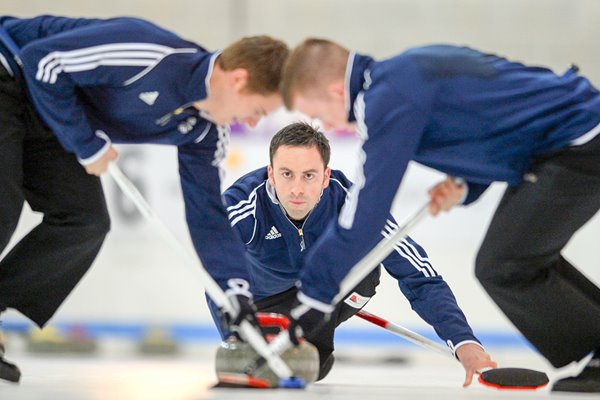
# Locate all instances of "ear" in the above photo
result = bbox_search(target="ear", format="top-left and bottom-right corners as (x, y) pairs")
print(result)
(322, 167), (331, 189)
(229, 68), (249, 92)
(326, 80), (345, 101)
(267, 164), (275, 186)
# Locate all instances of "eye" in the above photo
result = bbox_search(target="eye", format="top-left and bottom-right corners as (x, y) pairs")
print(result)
(305, 173), (315, 180)
(282, 171), (292, 179)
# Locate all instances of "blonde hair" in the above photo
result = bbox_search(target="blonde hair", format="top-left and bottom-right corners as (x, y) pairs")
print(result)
(280, 38), (349, 109)
(219, 36), (289, 95)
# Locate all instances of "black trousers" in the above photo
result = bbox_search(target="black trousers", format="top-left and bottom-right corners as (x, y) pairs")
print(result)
(0, 65), (110, 327)
(476, 133), (600, 368)
(255, 266), (381, 380)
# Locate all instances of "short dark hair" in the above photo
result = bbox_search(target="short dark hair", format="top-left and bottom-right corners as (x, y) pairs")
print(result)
(219, 35), (289, 95)
(269, 122), (330, 167)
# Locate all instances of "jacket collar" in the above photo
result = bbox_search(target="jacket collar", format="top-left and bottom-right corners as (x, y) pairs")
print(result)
(345, 52), (374, 123)
(186, 50), (220, 103)
(265, 178), (280, 205)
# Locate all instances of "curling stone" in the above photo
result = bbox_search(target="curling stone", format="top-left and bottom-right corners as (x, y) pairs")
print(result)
(27, 325), (97, 354)
(215, 313), (319, 388)
(137, 327), (180, 355)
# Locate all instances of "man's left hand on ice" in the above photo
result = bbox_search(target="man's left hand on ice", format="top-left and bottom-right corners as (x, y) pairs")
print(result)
(455, 343), (498, 387)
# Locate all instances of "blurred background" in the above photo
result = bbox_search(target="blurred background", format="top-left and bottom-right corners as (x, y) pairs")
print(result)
(2, 0), (599, 363)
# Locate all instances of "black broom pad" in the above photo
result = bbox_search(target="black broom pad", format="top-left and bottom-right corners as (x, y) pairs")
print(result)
(479, 367), (549, 389)
(0, 358), (21, 383)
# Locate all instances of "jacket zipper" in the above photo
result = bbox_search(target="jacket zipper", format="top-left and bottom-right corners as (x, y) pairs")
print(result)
(280, 206), (311, 252)
(155, 101), (196, 126)
(298, 227), (306, 252)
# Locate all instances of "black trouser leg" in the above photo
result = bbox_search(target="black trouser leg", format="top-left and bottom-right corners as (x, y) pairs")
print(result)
(0, 67), (110, 327)
(475, 136), (600, 367)
(255, 266), (381, 379)
(0, 66), (28, 314)
(0, 66), (25, 256)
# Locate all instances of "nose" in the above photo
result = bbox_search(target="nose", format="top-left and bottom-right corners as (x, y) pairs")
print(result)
(244, 116), (259, 128)
(322, 120), (334, 131)
(290, 182), (304, 197)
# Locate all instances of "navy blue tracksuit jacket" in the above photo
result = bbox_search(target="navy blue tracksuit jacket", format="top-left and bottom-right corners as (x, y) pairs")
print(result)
(213, 167), (481, 352)
(299, 46), (600, 308)
(0, 15), (250, 290)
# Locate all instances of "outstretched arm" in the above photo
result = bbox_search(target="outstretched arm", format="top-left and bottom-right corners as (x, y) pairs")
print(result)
(380, 234), (496, 386)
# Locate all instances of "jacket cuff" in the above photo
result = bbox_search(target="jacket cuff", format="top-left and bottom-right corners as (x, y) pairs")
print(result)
(77, 130), (112, 165)
(456, 179), (468, 205)
(224, 278), (253, 298)
(297, 291), (335, 313)
(447, 339), (484, 359)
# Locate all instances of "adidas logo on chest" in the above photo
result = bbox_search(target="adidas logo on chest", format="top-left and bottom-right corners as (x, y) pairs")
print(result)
(139, 91), (159, 106)
(265, 226), (282, 240)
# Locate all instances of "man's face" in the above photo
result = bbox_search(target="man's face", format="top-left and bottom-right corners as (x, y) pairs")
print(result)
(212, 90), (282, 127)
(293, 90), (352, 131)
(268, 145), (330, 221)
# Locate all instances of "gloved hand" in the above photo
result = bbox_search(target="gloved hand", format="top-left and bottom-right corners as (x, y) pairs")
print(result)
(219, 279), (262, 341)
(288, 300), (331, 346)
